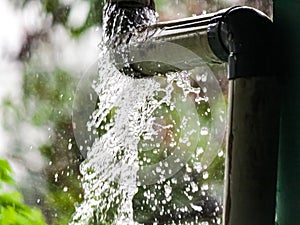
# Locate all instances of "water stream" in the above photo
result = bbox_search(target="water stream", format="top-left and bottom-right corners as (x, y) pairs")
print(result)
(70, 3), (226, 225)
(71, 53), (160, 224)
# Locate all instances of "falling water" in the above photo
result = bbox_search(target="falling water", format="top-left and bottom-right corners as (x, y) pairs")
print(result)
(70, 54), (225, 224)
(70, 2), (226, 225)
(70, 52), (161, 224)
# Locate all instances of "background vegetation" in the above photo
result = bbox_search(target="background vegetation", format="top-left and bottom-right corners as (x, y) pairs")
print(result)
(0, 159), (46, 225)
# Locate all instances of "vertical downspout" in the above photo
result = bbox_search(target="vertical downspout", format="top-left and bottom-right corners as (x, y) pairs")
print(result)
(275, 0), (300, 224)
(208, 7), (280, 225)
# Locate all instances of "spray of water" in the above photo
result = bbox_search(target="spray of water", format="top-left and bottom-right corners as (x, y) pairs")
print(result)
(70, 2), (226, 224)
(70, 53), (201, 224)
(70, 51), (161, 224)
(70, 51), (226, 224)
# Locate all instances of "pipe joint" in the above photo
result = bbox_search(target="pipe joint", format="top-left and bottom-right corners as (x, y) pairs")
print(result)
(208, 6), (273, 79)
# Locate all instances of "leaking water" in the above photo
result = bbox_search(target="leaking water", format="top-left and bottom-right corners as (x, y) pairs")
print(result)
(70, 2), (226, 225)
(71, 56), (225, 224)
(71, 56), (159, 224)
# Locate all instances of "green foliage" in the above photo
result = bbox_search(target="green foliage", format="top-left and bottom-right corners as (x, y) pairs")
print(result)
(0, 159), (46, 225)
(0, 160), (14, 187)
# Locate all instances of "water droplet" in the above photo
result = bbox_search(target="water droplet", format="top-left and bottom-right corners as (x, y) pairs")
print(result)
(186, 165), (192, 173)
(54, 173), (58, 182)
(201, 184), (209, 190)
(171, 178), (177, 184)
(194, 162), (203, 173)
(203, 171), (209, 180)
(156, 167), (162, 173)
(190, 182), (198, 193)
(219, 115), (224, 122)
(164, 184), (172, 197)
(184, 174), (190, 181)
(218, 149), (224, 157)
(200, 127), (209, 135)
(68, 143), (72, 150)
(191, 203), (203, 212)
(196, 147), (204, 156)
(201, 73), (207, 82)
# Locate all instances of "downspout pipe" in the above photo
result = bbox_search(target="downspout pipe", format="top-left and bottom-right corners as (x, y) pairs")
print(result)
(208, 8), (279, 225)
(218, 9), (279, 225)
(108, 5), (280, 225)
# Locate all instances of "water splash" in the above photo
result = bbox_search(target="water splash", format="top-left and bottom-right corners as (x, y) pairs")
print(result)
(70, 51), (197, 224)
(70, 50), (159, 224)
(70, 2), (226, 224)
(70, 49), (226, 224)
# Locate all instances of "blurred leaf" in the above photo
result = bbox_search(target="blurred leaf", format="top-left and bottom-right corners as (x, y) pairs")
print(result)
(0, 159), (46, 225)
(0, 159), (15, 187)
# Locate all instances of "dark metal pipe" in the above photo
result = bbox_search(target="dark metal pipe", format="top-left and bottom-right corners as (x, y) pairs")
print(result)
(111, 9), (224, 77)
(112, 6), (273, 80)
